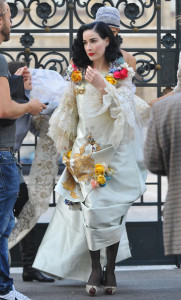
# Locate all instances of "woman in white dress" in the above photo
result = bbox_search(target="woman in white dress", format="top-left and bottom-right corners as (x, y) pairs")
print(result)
(33, 21), (147, 296)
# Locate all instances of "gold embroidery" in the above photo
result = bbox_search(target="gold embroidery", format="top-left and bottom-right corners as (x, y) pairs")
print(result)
(63, 143), (95, 183)
(95, 145), (102, 152)
(72, 153), (95, 182)
(62, 141), (102, 186)
(62, 171), (79, 199)
(62, 154), (74, 178)
(74, 88), (85, 95)
(72, 143), (95, 181)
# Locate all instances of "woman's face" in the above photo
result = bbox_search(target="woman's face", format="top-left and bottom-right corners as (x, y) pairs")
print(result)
(83, 29), (109, 63)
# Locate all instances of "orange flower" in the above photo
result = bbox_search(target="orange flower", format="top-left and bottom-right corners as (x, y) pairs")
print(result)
(71, 70), (82, 82)
(95, 164), (105, 175)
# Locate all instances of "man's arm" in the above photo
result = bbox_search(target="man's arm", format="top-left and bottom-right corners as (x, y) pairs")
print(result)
(144, 107), (166, 176)
(149, 91), (174, 107)
(0, 76), (46, 118)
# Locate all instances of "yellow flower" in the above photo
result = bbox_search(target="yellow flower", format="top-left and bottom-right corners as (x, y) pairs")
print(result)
(71, 70), (82, 82)
(67, 150), (71, 159)
(95, 164), (105, 175)
(105, 75), (117, 85)
(97, 175), (106, 185)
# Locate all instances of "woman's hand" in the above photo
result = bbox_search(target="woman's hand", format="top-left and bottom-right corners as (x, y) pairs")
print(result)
(85, 66), (107, 94)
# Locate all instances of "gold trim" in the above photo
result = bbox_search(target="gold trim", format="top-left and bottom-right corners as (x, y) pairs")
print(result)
(74, 88), (85, 95)
(62, 171), (79, 199)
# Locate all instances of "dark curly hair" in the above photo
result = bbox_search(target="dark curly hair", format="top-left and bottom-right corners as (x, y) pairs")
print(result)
(72, 21), (122, 68)
(8, 61), (27, 75)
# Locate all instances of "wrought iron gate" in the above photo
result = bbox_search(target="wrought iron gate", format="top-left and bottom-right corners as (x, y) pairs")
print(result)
(1, 0), (180, 266)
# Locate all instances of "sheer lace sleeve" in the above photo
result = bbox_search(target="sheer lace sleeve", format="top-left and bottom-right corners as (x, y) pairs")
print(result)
(48, 82), (78, 153)
(134, 95), (151, 126)
(83, 65), (137, 149)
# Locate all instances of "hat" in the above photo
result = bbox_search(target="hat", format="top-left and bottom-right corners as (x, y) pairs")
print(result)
(95, 7), (120, 29)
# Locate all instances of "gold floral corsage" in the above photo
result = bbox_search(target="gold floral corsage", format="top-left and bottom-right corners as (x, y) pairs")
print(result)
(91, 163), (114, 189)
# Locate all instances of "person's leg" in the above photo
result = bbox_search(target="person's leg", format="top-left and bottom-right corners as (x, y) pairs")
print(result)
(17, 180), (36, 278)
(15, 179), (55, 283)
(0, 151), (20, 295)
(20, 227), (55, 282)
(0, 213), (14, 295)
(86, 250), (102, 295)
(105, 242), (119, 295)
(20, 228), (36, 279)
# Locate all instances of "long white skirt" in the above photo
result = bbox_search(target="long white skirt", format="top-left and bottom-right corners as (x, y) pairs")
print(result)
(33, 142), (146, 282)
(33, 197), (131, 282)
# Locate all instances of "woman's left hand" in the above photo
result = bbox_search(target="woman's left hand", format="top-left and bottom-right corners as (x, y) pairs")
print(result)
(85, 66), (106, 94)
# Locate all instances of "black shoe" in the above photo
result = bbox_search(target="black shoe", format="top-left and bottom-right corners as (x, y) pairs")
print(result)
(22, 269), (55, 282)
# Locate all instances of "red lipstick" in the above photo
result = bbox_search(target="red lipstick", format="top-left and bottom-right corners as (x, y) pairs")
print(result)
(88, 53), (95, 56)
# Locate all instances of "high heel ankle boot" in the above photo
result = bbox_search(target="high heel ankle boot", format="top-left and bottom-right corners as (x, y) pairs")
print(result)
(86, 250), (102, 296)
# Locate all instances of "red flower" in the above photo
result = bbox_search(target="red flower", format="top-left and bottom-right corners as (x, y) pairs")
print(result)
(72, 64), (78, 70)
(113, 68), (128, 79)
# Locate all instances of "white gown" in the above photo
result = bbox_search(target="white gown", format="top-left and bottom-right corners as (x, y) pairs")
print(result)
(33, 60), (150, 281)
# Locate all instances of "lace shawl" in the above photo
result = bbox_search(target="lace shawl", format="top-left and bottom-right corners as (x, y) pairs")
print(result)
(83, 65), (136, 149)
(9, 115), (60, 249)
(48, 82), (78, 153)
(134, 94), (150, 127)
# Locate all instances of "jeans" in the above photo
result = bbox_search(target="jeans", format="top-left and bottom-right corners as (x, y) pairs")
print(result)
(0, 151), (20, 295)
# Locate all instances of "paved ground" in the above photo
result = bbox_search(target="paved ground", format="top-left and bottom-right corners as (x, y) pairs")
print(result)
(11, 266), (181, 300)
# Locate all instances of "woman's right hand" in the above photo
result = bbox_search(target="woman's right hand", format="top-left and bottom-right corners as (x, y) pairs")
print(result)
(85, 66), (107, 94)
